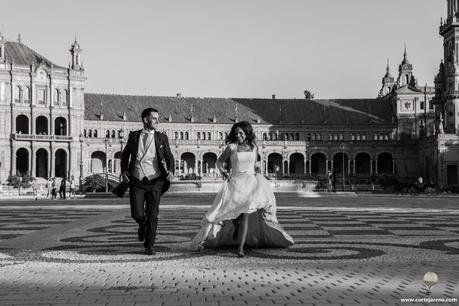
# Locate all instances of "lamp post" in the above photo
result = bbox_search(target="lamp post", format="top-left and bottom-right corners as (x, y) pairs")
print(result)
(119, 130), (124, 177)
(340, 143), (345, 191)
(79, 133), (84, 192)
(119, 129), (124, 152)
(104, 136), (109, 192)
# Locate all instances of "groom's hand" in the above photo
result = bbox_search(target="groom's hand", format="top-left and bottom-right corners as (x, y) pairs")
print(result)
(121, 171), (130, 183)
(166, 171), (174, 181)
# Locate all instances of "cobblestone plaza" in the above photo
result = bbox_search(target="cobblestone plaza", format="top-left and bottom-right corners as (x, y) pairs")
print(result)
(0, 194), (458, 306)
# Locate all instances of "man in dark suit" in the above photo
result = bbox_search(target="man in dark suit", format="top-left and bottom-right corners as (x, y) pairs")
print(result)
(121, 108), (174, 255)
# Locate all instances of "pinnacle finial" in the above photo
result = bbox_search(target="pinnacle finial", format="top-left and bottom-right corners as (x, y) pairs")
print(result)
(17, 33), (21, 43)
(386, 59), (390, 72)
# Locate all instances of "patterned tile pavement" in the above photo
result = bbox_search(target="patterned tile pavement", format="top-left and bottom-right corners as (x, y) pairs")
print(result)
(0, 194), (458, 305)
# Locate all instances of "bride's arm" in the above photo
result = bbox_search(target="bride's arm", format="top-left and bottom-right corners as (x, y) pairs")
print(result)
(254, 145), (261, 174)
(216, 145), (232, 180)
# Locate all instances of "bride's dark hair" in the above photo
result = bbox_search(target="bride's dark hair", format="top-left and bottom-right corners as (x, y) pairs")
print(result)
(225, 121), (256, 149)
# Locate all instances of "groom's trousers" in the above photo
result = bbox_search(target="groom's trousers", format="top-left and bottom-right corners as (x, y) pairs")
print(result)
(129, 177), (165, 249)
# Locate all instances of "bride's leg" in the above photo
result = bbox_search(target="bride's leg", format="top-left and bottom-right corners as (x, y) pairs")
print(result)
(238, 213), (249, 257)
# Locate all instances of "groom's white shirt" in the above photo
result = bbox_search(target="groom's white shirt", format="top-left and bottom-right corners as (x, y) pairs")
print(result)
(132, 129), (160, 180)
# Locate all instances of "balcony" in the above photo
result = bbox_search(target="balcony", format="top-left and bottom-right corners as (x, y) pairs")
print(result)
(12, 133), (73, 142)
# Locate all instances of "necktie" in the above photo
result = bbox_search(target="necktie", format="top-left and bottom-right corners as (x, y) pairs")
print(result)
(143, 133), (150, 148)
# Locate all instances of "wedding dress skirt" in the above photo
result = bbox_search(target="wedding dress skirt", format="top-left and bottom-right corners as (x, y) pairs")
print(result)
(189, 164), (294, 250)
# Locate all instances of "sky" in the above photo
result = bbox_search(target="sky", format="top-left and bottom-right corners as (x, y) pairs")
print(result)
(0, 0), (446, 99)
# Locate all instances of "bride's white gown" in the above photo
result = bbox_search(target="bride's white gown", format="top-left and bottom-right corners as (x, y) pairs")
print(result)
(189, 144), (294, 250)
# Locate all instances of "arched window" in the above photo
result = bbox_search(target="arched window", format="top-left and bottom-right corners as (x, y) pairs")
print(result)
(185, 132), (189, 140)
(54, 89), (60, 106)
(202, 132), (206, 140)
(295, 133), (299, 140)
(180, 132), (184, 140)
(94, 130), (98, 138)
(197, 132), (200, 140)
(37, 88), (46, 105)
(23, 87), (30, 104)
(207, 132), (211, 140)
(174, 132), (178, 140)
(62, 90), (68, 106)
(14, 86), (21, 103)
(84, 129), (87, 137)
(263, 133), (267, 140)
(112, 130), (116, 138)
(106, 130), (110, 138)
(219, 132), (223, 140)
(88, 130), (92, 137)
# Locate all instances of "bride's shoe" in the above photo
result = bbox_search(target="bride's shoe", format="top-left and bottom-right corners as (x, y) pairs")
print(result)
(237, 250), (245, 258)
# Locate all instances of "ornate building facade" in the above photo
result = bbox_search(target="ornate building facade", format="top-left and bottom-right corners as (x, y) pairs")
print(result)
(0, 1), (458, 190)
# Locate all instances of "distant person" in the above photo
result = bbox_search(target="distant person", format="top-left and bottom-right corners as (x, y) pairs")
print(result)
(415, 176), (424, 193)
(46, 178), (53, 199)
(59, 178), (67, 199)
(327, 170), (333, 192)
(31, 178), (38, 201)
(51, 178), (57, 199)
(69, 175), (76, 199)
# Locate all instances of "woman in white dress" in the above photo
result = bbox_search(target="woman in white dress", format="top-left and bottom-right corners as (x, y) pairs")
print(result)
(189, 121), (294, 257)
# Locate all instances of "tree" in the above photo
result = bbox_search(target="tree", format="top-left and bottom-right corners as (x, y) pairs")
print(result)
(7, 174), (35, 195)
(82, 174), (106, 192)
(304, 89), (315, 99)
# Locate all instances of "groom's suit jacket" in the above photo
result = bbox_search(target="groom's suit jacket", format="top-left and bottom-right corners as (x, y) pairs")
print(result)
(121, 129), (174, 194)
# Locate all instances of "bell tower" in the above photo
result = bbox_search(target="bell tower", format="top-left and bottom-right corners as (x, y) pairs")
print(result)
(438, 0), (459, 133)
(69, 35), (83, 70)
(378, 60), (394, 97)
(0, 32), (5, 61)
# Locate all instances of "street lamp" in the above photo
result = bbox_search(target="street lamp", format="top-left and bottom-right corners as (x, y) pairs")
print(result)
(104, 136), (109, 192)
(119, 130), (124, 178)
(79, 133), (84, 192)
(119, 129), (124, 152)
(340, 143), (345, 191)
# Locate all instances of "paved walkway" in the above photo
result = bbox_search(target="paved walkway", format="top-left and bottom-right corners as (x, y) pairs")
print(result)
(0, 195), (458, 305)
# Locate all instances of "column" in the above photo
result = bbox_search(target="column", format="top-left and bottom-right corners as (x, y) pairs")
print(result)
(264, 158), (268, 174)
(326, 159), (329, 173)
(285, 160), (289, 175)
(348, 159), (351, 175)
(194, 159), (198, 174)
(375, 158), (378, 175)
(304, 159), (308, 174)
(68, 144), (72, 179)
(392, 159), (396, 174)
(308, 159), (312, 174)
(30, 109), (34, 135)
(30, 144), (34, 177)
(11, 145), (16, 176)
(353, 159), (356, 175)
(50, 144), (55, 177)
(370, 158), (373, 175)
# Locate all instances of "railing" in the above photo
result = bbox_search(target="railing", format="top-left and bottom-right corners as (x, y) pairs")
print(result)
(12, 134), (73, 141)
(169, 139), (399, 147)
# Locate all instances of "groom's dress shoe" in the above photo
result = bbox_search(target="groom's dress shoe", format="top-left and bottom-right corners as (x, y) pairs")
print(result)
(138, 224), (145, 242)
(145, 248), (155, 255)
